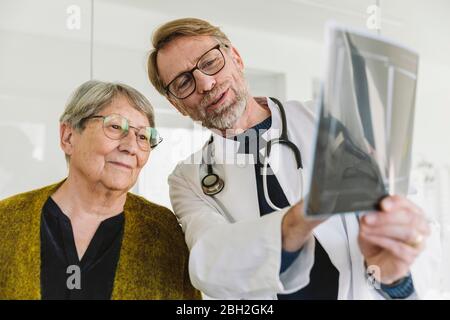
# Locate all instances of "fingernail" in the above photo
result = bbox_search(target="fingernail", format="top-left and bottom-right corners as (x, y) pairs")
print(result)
(382, 198), (393, 210)
(365, 215), (377, 224)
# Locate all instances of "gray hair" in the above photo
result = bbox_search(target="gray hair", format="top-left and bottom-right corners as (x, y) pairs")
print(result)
(60, 80), (156, 162)
(60, 80), (155, 130)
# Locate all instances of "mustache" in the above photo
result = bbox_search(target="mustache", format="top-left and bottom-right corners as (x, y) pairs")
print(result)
(199, 80), (230, 109)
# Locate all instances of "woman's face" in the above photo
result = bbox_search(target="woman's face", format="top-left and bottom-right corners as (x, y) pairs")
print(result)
(68, 95), (151, 192)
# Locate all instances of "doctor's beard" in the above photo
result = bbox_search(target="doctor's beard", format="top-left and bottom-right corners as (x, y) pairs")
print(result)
(198, 76), (249, 131)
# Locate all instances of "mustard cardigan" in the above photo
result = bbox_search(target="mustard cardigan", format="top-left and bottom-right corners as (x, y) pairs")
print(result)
(0, 181), (201, 300)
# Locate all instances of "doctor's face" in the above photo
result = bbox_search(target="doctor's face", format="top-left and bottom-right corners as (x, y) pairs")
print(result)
(157, 36), (249, 130)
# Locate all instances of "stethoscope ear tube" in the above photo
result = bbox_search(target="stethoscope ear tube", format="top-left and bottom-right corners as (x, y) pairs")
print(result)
(266, 139), (303, 170)
(263, 139), (304, 211)
(202, 97), (304, 212)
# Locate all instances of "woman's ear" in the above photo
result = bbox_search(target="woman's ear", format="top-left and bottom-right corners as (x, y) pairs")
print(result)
(60, 122), (74, 157)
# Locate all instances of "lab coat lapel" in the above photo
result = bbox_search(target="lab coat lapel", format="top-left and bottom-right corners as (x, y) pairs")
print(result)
(314, 216), (353, 299)
(261, 98), (303, 205)
(344, 214), (373, 299)
(262, 98), (353, 299)
(211, 132), (261, 221)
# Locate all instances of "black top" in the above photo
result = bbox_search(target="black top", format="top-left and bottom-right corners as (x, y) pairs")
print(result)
(40, 197), (124, 300)
(234, 116), (339, 300)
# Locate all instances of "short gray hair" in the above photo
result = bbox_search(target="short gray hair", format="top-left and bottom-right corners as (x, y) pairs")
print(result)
(60, 80), (156, 130)
(60, 80), (156, 162)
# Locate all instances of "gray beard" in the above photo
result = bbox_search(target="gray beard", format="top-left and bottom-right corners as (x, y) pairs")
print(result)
(200, 86), (248, 130)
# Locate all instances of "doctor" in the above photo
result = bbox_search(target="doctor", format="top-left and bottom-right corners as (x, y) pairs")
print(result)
(147, 18), (438, 299)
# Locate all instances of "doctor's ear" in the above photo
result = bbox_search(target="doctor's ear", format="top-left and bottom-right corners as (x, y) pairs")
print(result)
(228, 45), (244, 71)
(60, 122), (75, 157)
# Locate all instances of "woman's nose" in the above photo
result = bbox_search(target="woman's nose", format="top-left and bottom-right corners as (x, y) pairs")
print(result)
(118, 129), (139, 155)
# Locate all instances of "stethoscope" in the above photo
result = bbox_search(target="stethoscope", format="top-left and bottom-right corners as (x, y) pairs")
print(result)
(201, 97), (304, 212)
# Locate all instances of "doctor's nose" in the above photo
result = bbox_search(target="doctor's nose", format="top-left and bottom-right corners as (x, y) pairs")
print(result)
(194, 70), (216, 94)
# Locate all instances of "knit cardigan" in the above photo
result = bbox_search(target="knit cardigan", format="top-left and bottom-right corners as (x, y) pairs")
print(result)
(0, 181), (201, 300)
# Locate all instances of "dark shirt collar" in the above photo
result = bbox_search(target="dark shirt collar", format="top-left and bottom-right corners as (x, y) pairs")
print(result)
(234, 116), (272, 155)
(41, 197), (124, 300)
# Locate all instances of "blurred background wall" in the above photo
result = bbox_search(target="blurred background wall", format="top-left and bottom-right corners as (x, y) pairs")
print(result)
(1, 0), (449, 296)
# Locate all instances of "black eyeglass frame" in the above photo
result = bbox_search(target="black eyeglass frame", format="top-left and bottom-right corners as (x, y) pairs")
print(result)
(164, 43), (228, 99)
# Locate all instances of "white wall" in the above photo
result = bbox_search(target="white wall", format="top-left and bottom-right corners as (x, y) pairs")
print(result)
(89, 0), (326, 207)
(1, 0), (449, 295)
(0, 0), (92, 197)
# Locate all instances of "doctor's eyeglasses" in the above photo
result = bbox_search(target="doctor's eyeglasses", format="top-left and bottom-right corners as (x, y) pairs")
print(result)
(83, 113), (163, 151)
(165, 44), (227, 99)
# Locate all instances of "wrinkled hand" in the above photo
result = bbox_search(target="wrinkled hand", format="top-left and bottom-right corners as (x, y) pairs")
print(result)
(358, 195), (430, 285)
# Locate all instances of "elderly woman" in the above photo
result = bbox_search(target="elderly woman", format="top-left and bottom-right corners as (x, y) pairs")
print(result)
(0, 80), (200, 300)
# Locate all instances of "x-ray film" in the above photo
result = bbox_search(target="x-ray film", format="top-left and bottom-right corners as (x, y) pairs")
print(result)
(305, 23), (419, 217)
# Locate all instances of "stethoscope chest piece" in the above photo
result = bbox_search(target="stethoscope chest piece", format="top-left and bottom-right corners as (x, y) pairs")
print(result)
(201, 173), (225, 196)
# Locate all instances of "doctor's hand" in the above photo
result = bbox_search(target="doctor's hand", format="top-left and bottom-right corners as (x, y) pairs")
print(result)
(358, 195), (430, 285)
(281, 200), (327, 252)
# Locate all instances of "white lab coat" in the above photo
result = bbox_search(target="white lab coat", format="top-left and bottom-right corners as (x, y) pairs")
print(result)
(168, 97), (441, 299)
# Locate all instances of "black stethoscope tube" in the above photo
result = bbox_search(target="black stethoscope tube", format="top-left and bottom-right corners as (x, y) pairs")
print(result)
(202, 97), (302, 196)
